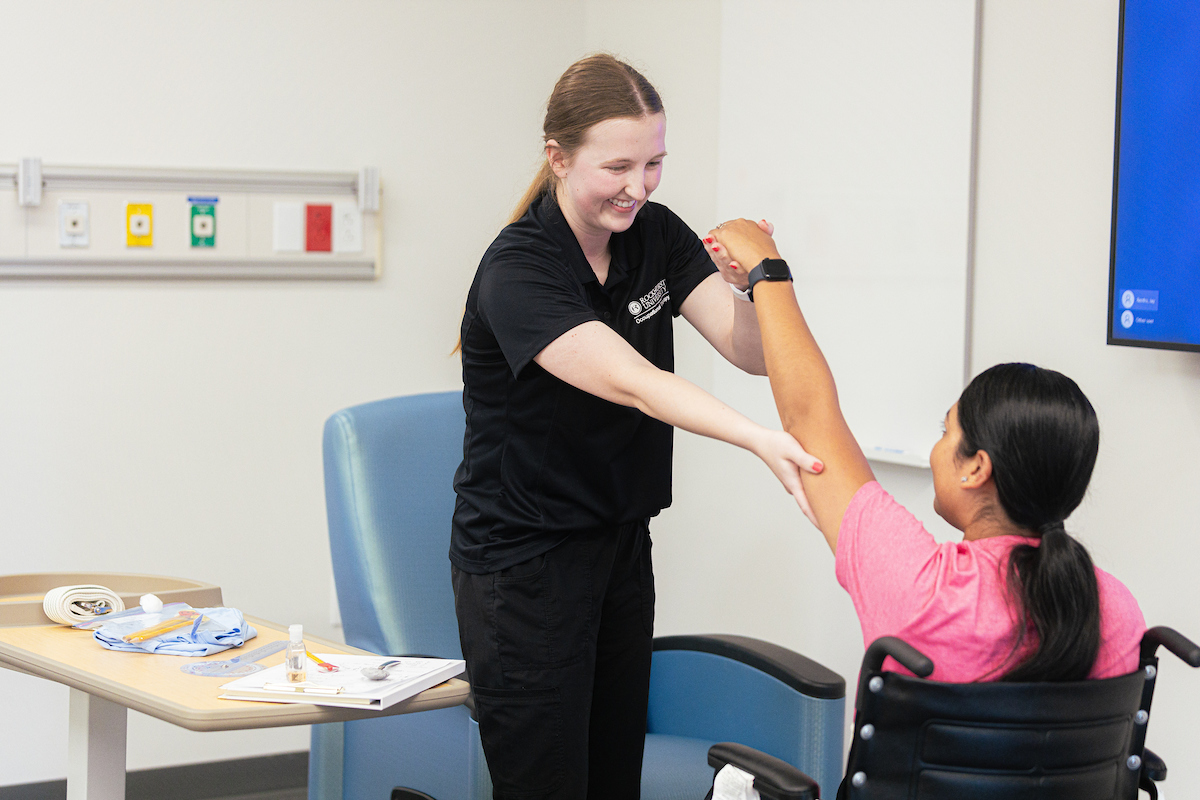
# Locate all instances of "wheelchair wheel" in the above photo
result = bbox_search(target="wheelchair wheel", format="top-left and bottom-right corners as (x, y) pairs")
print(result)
(390, 789), (436, 800)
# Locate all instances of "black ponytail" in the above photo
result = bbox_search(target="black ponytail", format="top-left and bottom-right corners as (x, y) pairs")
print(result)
(1002, 522), (1101, 682)
(956, 363), (1101, 682)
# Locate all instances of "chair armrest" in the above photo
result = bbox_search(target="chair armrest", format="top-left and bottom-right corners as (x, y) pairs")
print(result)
(654, 634), (845, 699)
(708, 742), (819, 800)
(1142, 747), (1166, 782)
(650, 634), (845, 793)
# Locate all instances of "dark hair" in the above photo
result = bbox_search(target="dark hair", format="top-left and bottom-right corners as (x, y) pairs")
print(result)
(509, 53), (663, 224)
(956, 363), (1101, 682)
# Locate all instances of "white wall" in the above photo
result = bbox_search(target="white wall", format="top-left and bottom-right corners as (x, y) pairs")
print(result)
(0, 0), (584, 785)
(2, 0), (1197, 794)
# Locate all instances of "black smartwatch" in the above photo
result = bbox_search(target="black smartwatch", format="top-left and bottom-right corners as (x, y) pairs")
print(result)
(746, 258), (792, 301)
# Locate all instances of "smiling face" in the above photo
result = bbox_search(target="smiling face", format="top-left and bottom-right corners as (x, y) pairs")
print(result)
(549, 113), (667, 246)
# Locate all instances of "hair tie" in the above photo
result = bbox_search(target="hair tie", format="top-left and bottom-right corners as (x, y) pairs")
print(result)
(1037, 520), (1066, 537)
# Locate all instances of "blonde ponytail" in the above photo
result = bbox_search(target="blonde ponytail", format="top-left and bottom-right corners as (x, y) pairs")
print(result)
(509, 161), (556, 226)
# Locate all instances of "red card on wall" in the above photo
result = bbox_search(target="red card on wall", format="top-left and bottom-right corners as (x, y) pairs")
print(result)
(306, 204), (332, 252)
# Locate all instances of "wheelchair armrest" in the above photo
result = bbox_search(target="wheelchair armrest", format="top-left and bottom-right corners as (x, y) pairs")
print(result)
(708, 742), (818, 800)
(862, 636), (935, 677)
(654, 634), (845, 699)
(1140, 626), (1200, 667)
(1142, 747), (1167, 782)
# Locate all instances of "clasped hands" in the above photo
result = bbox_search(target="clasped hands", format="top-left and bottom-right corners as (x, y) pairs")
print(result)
(703, 218), (784, 289)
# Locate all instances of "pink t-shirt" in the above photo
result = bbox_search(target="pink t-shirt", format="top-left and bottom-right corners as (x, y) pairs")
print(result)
(835, 482), (1145, 682)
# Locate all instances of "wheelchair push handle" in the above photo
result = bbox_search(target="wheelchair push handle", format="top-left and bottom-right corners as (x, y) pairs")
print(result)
(1140, 626), (1200, 668)
(863, 636), (935, 678)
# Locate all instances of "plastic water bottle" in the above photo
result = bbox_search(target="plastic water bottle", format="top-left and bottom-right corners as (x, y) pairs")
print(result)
(285, 624), (306, 683)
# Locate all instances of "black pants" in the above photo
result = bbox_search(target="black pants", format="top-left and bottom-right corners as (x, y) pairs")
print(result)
(452, 520), (655, 800)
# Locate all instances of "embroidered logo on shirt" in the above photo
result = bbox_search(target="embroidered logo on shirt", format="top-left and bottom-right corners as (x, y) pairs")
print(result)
(630, 280), (669, 324)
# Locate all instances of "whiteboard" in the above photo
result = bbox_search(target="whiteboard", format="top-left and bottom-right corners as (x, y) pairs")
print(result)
(713, 0), (979, 467)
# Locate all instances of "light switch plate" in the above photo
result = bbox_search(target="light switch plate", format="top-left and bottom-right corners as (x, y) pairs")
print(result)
(190, 202), (216, 248)
(332, 201), (363, 253)
(59, 200), (89, 247)
(126, 203), (153, 247)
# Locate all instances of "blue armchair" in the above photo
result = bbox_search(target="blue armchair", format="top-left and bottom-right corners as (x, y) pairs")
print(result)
(309, 391), (845, 800)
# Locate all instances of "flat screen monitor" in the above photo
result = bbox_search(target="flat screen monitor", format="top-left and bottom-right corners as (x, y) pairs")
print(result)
(1109, 0), (1200, 352)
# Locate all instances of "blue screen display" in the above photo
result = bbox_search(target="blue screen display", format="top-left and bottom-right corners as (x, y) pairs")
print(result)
(1110, 1), (1200, 351)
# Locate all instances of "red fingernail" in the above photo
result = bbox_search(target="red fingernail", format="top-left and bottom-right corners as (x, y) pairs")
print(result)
(813, 462), (824, 473)
(730, 264), (738, 270)
(703, 237), (713, 244)
(712, 246), (720, 252)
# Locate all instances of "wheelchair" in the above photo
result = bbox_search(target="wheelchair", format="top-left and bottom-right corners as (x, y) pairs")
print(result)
(707, 626), (1200, 800)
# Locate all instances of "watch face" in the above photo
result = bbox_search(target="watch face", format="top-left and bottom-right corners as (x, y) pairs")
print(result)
(761, 258), (790, 280)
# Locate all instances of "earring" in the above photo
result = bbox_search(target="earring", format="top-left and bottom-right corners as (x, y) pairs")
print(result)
(960, 477), (968, 483)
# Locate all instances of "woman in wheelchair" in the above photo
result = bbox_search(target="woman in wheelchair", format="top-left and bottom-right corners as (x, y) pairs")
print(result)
(707, 219), (1145, 683)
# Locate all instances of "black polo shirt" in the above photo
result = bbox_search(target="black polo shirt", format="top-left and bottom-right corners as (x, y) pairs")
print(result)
(450, 193), (716, 573)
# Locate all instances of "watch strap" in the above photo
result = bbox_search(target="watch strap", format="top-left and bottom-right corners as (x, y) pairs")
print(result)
(747, 258), (791, 300)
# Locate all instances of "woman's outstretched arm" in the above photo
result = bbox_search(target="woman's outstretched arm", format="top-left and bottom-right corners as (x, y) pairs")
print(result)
(535, 319), (822, 523)
(710, 219), (875, 553)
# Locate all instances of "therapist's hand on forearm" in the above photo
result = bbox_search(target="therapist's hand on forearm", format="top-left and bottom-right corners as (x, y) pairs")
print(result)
(751, 427), (822, 526)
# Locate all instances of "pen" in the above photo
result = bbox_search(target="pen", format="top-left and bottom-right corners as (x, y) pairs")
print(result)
(306, 650), (339, 672)
(123, 610), (204, 643)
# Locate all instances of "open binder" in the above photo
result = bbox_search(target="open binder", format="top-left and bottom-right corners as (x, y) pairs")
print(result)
(219, 654), (464, 710)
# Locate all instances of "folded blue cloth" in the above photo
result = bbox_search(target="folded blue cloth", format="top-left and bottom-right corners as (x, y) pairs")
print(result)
(93, 607), (257, 656)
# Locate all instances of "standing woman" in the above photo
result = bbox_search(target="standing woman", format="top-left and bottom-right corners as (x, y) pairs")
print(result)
(451, 55), (819, 800)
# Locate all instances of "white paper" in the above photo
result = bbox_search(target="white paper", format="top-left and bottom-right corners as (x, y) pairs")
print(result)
(272, 202), (304, 252)
(712, 764), (761, 800)
(219, 653), (464, 710)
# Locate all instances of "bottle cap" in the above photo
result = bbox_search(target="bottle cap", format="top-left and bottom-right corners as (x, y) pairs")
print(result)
(289, 624), (303, 642)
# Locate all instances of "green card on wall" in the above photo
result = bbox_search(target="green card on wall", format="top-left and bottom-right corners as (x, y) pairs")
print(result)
(190, 201), (216, 248)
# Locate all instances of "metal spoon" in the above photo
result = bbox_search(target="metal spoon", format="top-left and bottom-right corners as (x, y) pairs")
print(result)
(361, 659), (402, 681)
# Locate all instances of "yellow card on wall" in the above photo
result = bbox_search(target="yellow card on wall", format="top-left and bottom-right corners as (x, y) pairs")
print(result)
(126, 203), (153, 247)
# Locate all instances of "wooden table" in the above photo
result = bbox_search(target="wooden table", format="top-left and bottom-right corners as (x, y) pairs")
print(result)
(0, 581), (468, 800)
